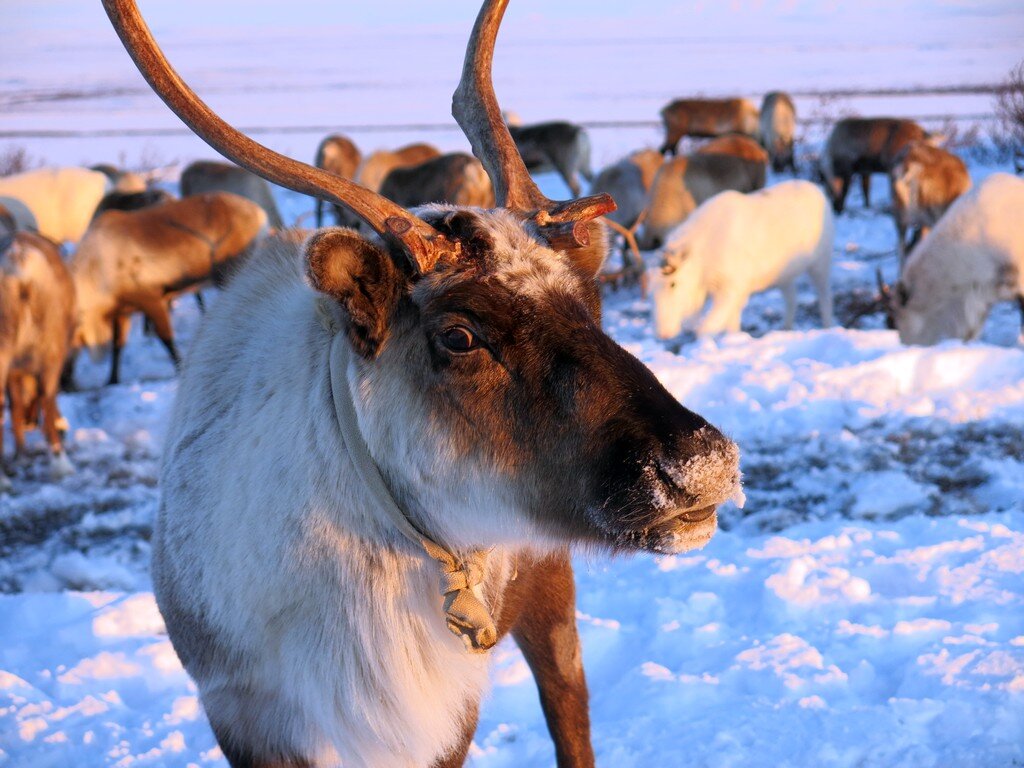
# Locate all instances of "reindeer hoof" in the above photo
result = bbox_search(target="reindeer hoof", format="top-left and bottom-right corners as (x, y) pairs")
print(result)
(50, 452), (75, 480)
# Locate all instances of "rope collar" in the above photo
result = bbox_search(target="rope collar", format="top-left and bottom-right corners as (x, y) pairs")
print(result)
(318, 298), (497, 653)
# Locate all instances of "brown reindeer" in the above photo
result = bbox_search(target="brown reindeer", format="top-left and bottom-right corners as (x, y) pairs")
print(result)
(697, 134), (770, 164)
(639, 152), (767, 249)
(0, 231), (76, 487)
(890, 141), (972, 266)
(181, 159), (284, 228)
(659, 97), (760, 155)
(102, 1), (743, 767)
(506, 118), (594, 197)
(820, 117), (928, 214)
(314, 133), (362, 227)
(380, 152), (495, 209)
(71, 192), (267, 385)
(357, 142), (443, 192)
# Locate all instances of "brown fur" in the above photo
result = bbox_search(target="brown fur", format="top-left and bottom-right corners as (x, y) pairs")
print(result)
(314, 134), (362, 227)
(659, 98), (760, 155)
(821, 117), (928, 214)
(358, 143), (443, 193)
(380, 153), (496, 210)
(890, 141), (972, 264)
(697, 134), (770, 164)
(0, 232), (76, 474)
(181, 160), (284, 228)
(70, 192), (267, 385)
(592, 149), (664, 230)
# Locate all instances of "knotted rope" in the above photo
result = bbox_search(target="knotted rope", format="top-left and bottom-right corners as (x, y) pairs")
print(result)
(317, 298), (497, 653)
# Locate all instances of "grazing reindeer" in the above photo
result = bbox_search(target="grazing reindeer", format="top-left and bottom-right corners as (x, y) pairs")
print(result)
(820, 117), (928, 214)
(358, 143), (443, 193)
(380, 152), (495, 209)
(90, 163), (148, 194)
(181, 160), (285, 228)
(889, 141), (971, 266)
(505, 116), (594, 197)
(659, 97), (760, 155)
(103, 0), (743, 766)
(314, 133), (362, 227)
(71, 192), (267, 385)
(880, 173), (1024, 345)
(0, 232), (76, 488)
(759, 91), (797, 173)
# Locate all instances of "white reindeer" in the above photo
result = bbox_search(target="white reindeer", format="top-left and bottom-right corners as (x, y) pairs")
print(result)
(103, 1), (744, 766)
(650, 180), (834, 338)
(882, 173), (1024, 345)
(0, 167), (111, 244)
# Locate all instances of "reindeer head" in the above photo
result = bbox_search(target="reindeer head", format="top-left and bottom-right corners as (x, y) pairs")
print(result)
(104, 0), (742, 554)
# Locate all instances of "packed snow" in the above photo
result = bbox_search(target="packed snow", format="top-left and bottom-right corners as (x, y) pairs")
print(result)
(2, 1), (1024, 765)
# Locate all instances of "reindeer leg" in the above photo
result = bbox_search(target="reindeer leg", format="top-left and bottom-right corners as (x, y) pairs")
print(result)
(140, 298), (181, 370)
(107, 313), (131, 386)
(511, 552), (595, 768)
(860, 173), (871, 208)
(41, 370), (72, 478)
(315, 198), (324, 229)
(9, 374), (28, 459)
(1018, 296), (1024, 339)
(0, 361), (9, 488)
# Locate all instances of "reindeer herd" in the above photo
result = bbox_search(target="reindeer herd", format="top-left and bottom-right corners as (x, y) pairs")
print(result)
(1, 0), (1022, 764)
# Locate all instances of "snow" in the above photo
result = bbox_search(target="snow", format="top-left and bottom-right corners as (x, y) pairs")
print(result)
(3, 1), (1024, 765)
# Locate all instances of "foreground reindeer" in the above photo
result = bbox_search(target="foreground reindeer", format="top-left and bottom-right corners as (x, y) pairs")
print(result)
(314, 133), (362, 226)
(71, 192), (267, 385)
(104, 1), (743, 766)
(0, 232), (76, 487)
(380, 152), (495, 209)
(659, 97), (759, 155)
(506, 117), (594, 197)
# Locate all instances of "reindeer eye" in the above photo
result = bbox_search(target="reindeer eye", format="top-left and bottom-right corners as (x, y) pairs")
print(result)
(439, 326), (479, 353)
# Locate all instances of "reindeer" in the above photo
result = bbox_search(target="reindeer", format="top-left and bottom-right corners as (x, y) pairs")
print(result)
(103, 1), (744, 766)
(358, 143), (443, 193)
(0, 167), (110, 244)
(696, 134), (769, 164)
(380, 152), (495, 209)
(181, 159), (285, 228)
(638, 152), (767, 250)
(91, 187), (175, 221)
(505, 116), (594, 197)
(0, 196), (38, 237)
(90, 163), (148, 194)
(1, 232), (76, 488)
(314, 134), (362, 227)
(590, 150), (663, 279)
(879, 173), (1024, 345)
(71, 192), (267, 385)
(759, 91), (797, 173)
(889, 141), (971, 266)
(659, 97), (760, 155)
(820, 117), (928, 214)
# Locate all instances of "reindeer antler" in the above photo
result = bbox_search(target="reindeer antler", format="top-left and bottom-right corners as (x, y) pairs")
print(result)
(453, 0), (616, 247)
(101, 0), (457, 274)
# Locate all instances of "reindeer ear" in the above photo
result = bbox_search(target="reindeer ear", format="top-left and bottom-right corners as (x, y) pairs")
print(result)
(556, 220), (609, 281)
(305, 227), (406, 358)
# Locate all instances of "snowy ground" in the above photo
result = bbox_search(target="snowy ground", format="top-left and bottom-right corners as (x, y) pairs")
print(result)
(3, 2), (1024, 765)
